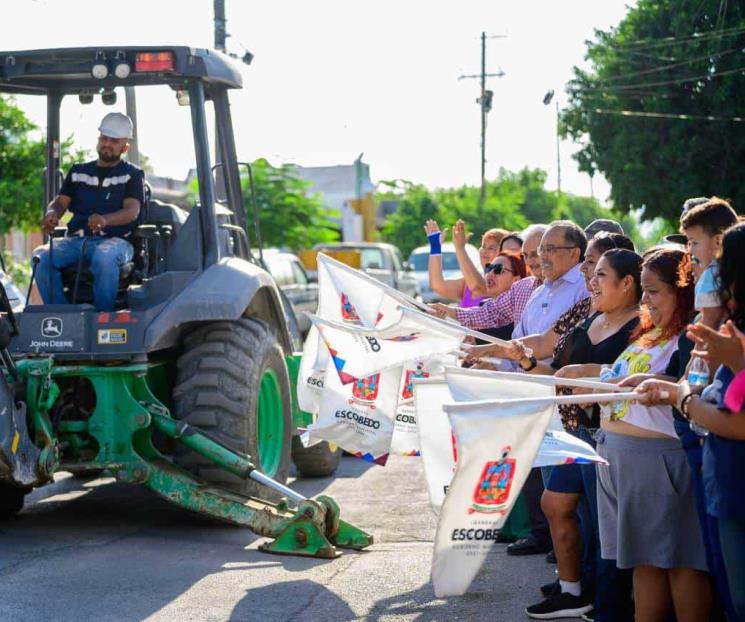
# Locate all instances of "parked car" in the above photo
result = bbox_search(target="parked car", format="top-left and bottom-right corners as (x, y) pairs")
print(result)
(1, 270), (25, 313)
(408, 242), (481, 303)
(313, 242), (421, 300)
(259, 249), (318, 337)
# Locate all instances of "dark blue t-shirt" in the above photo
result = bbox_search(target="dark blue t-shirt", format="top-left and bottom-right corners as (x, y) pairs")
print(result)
(701, 365), (745, 520)
(59, 159), (145, 238)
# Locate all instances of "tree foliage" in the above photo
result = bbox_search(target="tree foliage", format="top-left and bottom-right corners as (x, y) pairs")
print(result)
(242, 158), (339, 251)
(377, 168), (638, 258)
(562, 0), (745, 222)
(0, 95), (84, 234)
(0, 96), (47, 233)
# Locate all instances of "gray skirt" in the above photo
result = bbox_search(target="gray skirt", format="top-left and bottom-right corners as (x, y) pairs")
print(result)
(595, 429), (708, 571)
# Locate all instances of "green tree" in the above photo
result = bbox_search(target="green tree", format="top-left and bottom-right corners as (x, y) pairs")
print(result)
(0, 96), (47, 233)
(377, 167), (637, 257)
(562, 0), (745, 222)
(242, 158), (339, 251)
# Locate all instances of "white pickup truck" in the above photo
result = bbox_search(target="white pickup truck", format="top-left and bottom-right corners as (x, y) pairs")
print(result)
(312, 242), (421, 300)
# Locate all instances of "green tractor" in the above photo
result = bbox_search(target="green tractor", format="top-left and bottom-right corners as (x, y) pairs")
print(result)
(0, 46), (370, 558)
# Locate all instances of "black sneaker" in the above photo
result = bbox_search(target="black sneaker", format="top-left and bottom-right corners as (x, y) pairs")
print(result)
(525, 591), (593, 620)
(581, 612), (595, 622)
(540, 579), (560, 597)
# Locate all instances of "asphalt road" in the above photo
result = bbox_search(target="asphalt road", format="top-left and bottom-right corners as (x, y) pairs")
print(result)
(0, 456), (553, 622)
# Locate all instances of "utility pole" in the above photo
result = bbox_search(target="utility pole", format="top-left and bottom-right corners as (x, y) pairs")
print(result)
(480, 32), (486, 209)
(554, 99), (562, 197)
(542, 90), (562, 198)
(214, 0), (227, 51)
(458, 33), (505, 210)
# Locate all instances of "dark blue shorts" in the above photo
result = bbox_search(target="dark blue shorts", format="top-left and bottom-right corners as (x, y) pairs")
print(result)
(545, 461), (584, 493)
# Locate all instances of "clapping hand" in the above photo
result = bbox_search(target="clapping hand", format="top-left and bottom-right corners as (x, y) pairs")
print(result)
(687, 320), (745, 374)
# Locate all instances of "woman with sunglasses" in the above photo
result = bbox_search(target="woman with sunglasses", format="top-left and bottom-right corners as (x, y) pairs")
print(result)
(430, 250), (531, 329)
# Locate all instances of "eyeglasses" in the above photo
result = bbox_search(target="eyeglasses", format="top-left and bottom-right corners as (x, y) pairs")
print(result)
(485, 263), (513, 275)
(538, 245), (577, 255)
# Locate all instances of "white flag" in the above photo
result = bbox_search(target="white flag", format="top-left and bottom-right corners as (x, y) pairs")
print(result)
(303, 364), (401, 465)
(296, 253), (409, 414)
(414, 377), (457, 510)
(432, 397), (553, 597)
(416, 368), (552, 514)
(445, 366), (606, 466)
(391, 354), (458, 457)
(311, 312), (465, 381)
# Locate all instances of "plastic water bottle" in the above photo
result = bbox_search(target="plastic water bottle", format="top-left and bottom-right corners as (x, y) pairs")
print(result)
(687, 356), (710, 437)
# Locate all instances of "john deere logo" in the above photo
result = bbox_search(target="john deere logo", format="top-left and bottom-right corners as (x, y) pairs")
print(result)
(41, 317), (63, 338)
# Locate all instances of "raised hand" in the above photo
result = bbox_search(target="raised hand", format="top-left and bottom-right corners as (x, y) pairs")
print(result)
(424, 219), (447, 244)
(451, 220), (473, 249)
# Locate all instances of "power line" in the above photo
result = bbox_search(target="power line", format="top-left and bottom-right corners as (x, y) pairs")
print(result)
(579, 63), (745, 93)
(591, 107), (745, 122)
(606, 24), (745, 52)
(598, 46), (742, 83)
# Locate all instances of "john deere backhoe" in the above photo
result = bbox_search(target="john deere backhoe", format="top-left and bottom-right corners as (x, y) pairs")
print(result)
(0, 46), (371, 557)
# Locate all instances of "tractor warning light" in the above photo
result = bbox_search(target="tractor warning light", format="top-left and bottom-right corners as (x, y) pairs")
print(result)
(134, 52), (175, 73)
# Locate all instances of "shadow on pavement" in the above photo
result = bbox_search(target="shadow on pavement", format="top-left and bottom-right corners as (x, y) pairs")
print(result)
(230, 579), (357, 621)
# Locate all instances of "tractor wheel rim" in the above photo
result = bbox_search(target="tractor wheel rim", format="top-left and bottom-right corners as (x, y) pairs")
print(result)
(257, 368), (283, 475)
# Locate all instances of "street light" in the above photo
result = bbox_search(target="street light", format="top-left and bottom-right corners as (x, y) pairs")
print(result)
(543, 89), (561, 197)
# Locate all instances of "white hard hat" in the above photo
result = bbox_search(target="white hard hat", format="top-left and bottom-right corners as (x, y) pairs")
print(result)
(98, 112), (133, 139)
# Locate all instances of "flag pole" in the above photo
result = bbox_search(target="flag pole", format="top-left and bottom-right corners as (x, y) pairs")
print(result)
(467, 364), (626, 393)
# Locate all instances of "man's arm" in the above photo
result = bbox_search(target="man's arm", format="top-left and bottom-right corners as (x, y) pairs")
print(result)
(41, 194), (72, 233)
(88, 198), (140, 233)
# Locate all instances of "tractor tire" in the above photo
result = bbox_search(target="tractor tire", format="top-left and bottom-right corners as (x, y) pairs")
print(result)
(173, 318), (292, 500)
(291, 436), (342, 478)
(0, 483), (27, 519)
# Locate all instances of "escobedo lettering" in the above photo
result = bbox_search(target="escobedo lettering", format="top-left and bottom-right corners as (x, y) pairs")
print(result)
(334, 409), (381, 429)
(450, 528), (500, 541)
(395, 413), (416, 424)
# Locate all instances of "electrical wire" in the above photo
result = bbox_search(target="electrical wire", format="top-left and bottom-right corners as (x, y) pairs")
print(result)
(591, 108), (745, 122)
(598, 46), (742, 83)
(579, 64), (745, 93)
(605, 24), (745, 52)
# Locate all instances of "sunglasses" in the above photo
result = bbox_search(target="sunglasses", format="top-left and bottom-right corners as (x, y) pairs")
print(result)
(485, 262), (513, 275)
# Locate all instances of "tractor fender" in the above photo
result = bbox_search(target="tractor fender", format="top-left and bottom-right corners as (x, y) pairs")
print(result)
(144, 258), (294, 352)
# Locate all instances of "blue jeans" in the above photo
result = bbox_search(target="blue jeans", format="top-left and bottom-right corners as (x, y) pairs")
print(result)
(674, 418), (734, 622)
(717, 517), (745, 621)
(35, 236), (133, 312)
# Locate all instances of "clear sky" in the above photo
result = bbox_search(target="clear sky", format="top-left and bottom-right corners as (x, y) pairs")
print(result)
(2, 0), (634, 202)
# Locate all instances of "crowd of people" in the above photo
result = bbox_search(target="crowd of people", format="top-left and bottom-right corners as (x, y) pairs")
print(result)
(422, 199), (744, 622)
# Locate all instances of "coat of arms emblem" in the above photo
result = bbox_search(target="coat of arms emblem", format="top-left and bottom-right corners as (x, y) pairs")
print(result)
(469, 446), (516, 515)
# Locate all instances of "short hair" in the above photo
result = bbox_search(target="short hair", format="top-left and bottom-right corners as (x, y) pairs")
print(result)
(584, 218), (624, 239)
(520, 223), (548, 241)
(681, 197), (709, 219)
(590, 231), (635, 254)
(548, 220), (588, 261)
(482, 228), (509, 246)
(680, 197), (738, 237)
(499, 232), (523, 251)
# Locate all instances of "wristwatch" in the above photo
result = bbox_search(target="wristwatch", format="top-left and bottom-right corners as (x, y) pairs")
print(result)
(520, 355), (538, 372)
